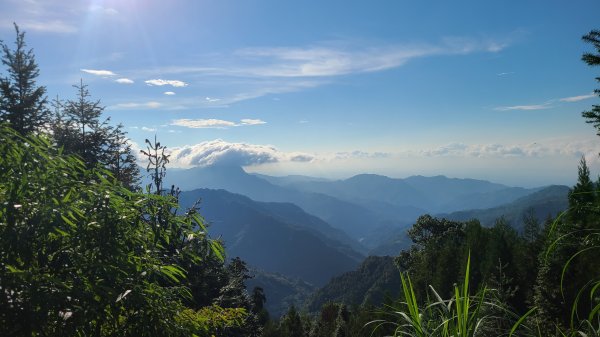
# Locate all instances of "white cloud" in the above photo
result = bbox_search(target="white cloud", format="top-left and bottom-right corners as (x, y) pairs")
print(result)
(111, 101), (161, 109)
(164, 91), (176, 95)
(115, 78), (134, 84)
(141, 126), (156, 132)
(289, 153), (315, 162)
(560, 93), (597, 102)
(0, 1), (121, 34)
(219, 80), (321, 105)
(335, 150), (391, 159)
(116, 36), (510, 105)
(494, 103), (551, 111)
(421, 139), (600, 160)
(12, 20), (77, 34)
(496, 92), (597, 111)
(231, 38), (507, 78)
(81, 69), (117, 77)
(145, 79), (188, 87)
(90, 5), (119, 16)
(172, 119), (236, 129)
(240, 119), (266, 125)
(171, 118), (267, 129)
(169, 140), (279, 167)
(167, 140), (314, 167)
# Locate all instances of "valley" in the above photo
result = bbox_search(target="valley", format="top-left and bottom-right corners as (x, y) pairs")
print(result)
(166, 165), (568, 316)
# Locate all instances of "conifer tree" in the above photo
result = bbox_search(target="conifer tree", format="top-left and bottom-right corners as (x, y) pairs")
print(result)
(280, 305), (305, 337)
(531, 31), (600, 333)
(581, 30), (600, 134)
(533, 157), (600, 331)
(0, 23), (49, 135)
(60, 79), (107, 167)
(105, 124), (140, 190)
(55, 80), (139, 189)
(568, 156), (596, 225)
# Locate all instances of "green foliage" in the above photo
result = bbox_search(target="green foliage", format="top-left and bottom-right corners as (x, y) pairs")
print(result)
(280, 305), (306, 337)
(581, 29), (600, 135)
(51, 80), (139, 189)
(0, 126), (224, 336)
(398, 215), (468, 301)
(370, 254), (517, 337)
(0, 23), (49, 135)
(177, 305), (248, 337)
(398, 215), (541, 314)
(532, 156), (600, 333)
(105, 123), (140, 190)
(307, 303), (350, 337)
(306, 256), (400, 312)
(568, 157), (596, 224)
(446, 185), (569, 233)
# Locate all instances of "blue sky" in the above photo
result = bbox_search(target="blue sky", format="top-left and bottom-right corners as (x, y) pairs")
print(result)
(1, 0), (600, 186)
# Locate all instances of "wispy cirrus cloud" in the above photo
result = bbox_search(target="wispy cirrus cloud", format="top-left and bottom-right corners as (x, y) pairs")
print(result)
(111, 101), (161, 110)
(126, 36), (510, 105)
(145, 79), (188, 87)
(89, 5), (119, 16)
(156, 37), (509, 79)
(171, 118), (266, 129)
(560, 93), (597, 102)
(496, 92), (598, 111)
(2, 20), (78, 34)
(494, 103), (551, 111)
(81, 69), (117, 76)
(0, 0), (120, 34)
(164, 91), (176, 95)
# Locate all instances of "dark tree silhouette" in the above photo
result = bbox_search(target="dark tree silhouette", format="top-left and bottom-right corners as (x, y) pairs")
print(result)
(0, 23), (48, 135)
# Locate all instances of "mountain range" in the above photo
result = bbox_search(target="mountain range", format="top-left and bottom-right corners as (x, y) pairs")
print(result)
(165, 166), (546, 245)
(161, 165), (570, 316)
(177, 188), (363, 286)
(368, 184), (570, 256)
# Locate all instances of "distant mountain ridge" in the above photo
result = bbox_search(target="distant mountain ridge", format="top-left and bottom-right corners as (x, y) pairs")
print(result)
(369, 184), (570, 256)
(272, 173), (540, 214)
(177, 188), (364, 286)
(442, 185), (569, 230)
(166, 166), (387, 241)
(165, 166), (547, 247)
(165, 167), (570, 315)
(310, 185), (570, 311)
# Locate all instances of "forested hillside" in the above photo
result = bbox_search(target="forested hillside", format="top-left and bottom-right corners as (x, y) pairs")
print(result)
(177, 188), (363, 285)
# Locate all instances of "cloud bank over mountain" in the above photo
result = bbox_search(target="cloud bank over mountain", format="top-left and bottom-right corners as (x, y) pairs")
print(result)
(167, 140), (314, 167)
